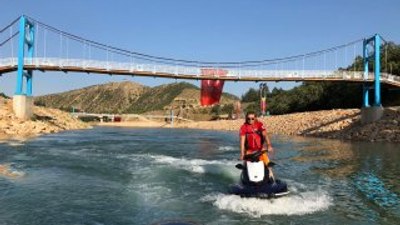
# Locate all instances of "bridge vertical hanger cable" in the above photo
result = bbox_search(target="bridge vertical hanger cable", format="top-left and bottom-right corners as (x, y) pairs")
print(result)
(285, 59), (288, 76)
(238, 62), (241, 78)
(353, 43), (356, 75)
(59, 33), (63, 66)
(35, 23), (38, 60)
(324, 52), (326, 77)
(384, 42), (388, 73)
(314, 55), (317, 74)
(88, 43), (91, 60)
(131, 55), (135, 72)
(83, 40), (86, 61)
(196, 61), (199, 77)
(335, 50), (338, 70)
(110, 51), (113, 70)
(344, 45), (348, 69)
(43, 29), (46, 58)
(373, 45), (375, 80)
(106, 48), (109, 70)
(66, 37), (69, 61)
(10, 25), (14, 59)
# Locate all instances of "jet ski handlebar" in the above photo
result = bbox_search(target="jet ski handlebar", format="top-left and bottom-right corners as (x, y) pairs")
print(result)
(243, 150), (268, 162)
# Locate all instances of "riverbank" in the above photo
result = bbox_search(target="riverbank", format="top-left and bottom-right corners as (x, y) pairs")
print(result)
(176, 108), (400, 142)
(2, 94), (399, 144)
(0, 97), (90, 141)
(97, 107), (400, 143)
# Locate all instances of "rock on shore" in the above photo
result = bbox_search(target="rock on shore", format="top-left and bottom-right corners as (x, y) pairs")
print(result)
(0, 96), (90, 141)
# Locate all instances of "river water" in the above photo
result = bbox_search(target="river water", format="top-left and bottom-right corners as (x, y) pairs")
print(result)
(0, 127), (399, 225)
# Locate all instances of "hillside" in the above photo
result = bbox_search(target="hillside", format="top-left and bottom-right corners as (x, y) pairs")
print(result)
(35, 81), (239, 114)
(35, 81), (148, 113)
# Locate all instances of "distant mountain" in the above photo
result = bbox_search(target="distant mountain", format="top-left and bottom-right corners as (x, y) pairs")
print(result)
(34, 81), (239, 114)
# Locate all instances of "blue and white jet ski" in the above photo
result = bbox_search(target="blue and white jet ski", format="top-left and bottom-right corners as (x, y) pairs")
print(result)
(230, 150), (290, 198)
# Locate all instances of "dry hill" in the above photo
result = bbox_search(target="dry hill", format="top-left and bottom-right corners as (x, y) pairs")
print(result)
(35, 81), (148, 113)
(35, 81), (239, 114)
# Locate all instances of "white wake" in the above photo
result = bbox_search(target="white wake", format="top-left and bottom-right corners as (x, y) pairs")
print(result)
(202, 189), (333, 217)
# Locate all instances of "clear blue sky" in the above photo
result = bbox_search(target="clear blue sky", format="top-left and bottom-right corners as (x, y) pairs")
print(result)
(1, 0), (399, 97)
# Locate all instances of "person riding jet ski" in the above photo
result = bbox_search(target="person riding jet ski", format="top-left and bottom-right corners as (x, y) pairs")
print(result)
(239, 111), (274, 179)
(230, 111), (289, 198)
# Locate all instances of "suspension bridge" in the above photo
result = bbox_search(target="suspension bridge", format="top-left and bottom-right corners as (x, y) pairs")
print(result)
(0, 16), (399, 121)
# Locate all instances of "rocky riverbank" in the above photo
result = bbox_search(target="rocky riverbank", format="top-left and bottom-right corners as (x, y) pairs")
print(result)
(0, 96), (90, 141)
(175, 108), (400, 143)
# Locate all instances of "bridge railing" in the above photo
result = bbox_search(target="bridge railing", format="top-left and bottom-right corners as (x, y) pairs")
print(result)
(23, 57), (375, 80)
(21, 57), (363, 79)
(0, 58), (17, 67)
(381, 73), (400, 83)
(1, 57), (399, 84)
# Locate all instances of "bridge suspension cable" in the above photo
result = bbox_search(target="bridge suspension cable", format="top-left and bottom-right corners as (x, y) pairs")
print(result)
(3, 15), (397, 87)
(0, 31), (18, 47)
(0, 18), (19, 48)
(0, 18), (19, 34)
(24, 15), (364, 69)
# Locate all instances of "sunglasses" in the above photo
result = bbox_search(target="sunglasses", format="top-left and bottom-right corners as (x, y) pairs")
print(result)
(246, 117), (255, 121)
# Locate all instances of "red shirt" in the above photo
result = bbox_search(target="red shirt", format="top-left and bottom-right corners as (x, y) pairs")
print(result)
(240, 120), (266, 151)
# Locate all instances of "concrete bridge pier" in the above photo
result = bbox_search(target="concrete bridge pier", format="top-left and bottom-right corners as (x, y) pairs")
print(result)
(361, 106), (383, 124)
(13, 95), (33, 120)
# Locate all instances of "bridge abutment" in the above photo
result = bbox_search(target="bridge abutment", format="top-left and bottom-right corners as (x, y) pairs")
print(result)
(13, 95), (33, 120)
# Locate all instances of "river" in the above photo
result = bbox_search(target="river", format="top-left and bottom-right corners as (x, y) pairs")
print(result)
(0, 127), (399, 225)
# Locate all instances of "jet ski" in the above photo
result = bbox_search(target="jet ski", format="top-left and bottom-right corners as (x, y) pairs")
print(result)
(230, 150), (289, 198)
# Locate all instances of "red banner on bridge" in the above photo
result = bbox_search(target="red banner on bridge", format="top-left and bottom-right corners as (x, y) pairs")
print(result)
(200, 69), (227, 106)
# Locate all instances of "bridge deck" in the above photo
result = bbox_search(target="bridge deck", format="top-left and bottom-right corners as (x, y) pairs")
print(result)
(1, 58), (399, 87)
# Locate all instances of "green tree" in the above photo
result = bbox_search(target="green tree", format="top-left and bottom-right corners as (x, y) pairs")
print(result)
(0, 93), (10, 99)
(211, 104), (221, 116)
(221, 104), (234, 114)
(241, 88), (259, 102)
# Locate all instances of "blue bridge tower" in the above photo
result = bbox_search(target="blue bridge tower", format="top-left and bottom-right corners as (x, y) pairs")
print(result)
(13, 15), (35, 120)
(361, 34), (383, 123)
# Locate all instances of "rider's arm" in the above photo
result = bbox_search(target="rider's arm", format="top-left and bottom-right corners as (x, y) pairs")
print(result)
(240, 135), (246, 160)
(262, 130), (273, 152)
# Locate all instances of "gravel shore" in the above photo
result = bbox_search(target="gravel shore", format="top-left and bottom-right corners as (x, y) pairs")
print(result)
(175, 108), (400, 143)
